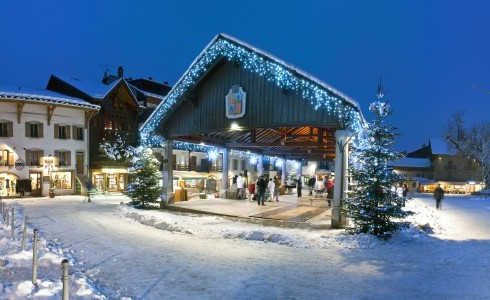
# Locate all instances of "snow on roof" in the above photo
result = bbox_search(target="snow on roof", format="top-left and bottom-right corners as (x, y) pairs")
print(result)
(430, 138), (457, 155)
(389, 157), (432, 168)
(52, 74), (121, 99)
(219, 33), (361, 111)
(0, 86), (99, 110)
(128, 83), (166, 100)
(141, 33), (365, 143)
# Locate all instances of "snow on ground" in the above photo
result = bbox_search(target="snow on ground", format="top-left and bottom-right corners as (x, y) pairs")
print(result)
(0, 194), (488, 299)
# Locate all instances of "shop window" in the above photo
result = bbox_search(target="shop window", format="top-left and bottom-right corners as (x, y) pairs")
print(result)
(0, 121), (13, 137)
(108, 174), (117, 190)
(54, 150), (71, 167)
(50, 171), (72, 190)
(94, 174), (104, 190)
(104, 120), (112, 130)
(25, 122), (43, 138)
(54, 124), (71, 139)
(0, 149), (15, 166)
(25, 149), (44, 166)
(73, 126), (84, 141)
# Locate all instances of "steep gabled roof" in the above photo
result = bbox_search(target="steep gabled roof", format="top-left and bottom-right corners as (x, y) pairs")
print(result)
(430, 138), (457, 155)
(48, 74), (141, 109)
(389, 157), (431, 168)
(0, 86), (99, 110)
(141, 33), (365, 144)
(50, 74), (120, 100)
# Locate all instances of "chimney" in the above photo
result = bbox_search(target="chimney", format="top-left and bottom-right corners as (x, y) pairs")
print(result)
(117, 66), (124, 78)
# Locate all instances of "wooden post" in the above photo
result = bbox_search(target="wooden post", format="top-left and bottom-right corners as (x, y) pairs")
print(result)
(62, 259), (69, 299)
(32, 229), (38, 285)
(21, 216), (28, 250)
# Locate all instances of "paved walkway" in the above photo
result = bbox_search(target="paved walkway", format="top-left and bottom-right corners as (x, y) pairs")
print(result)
(167, 191), (332, 229)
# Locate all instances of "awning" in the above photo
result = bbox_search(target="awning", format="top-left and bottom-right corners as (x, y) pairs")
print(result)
(173, 171), (210, 180)
(437, 181), (467, 186)
(410, 177), (435, 184)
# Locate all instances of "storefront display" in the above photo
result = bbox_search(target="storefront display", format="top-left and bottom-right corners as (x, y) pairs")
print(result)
(0, 173), (19, 197)
(50, 171), (72, 190)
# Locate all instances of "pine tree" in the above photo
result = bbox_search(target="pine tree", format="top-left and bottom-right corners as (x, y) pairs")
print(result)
(125, 148), (161, 208)
(342, 98), (414, 238)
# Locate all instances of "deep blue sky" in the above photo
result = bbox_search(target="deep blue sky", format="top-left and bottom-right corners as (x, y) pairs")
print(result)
(2, 1), (490, 152)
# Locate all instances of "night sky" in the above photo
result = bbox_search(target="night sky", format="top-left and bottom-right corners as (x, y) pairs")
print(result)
(2, 1), (490, 152)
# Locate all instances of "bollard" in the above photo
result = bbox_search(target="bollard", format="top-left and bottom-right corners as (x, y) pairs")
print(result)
(62, 259), (69, 300)
(21, 216), (28, 251)
(32, 229), (38, 285)
(11, 207), (15, 239)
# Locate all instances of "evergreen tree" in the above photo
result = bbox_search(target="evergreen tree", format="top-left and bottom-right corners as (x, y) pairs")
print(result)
(342, 99), (414, 237)
(125, 148), (161, 208)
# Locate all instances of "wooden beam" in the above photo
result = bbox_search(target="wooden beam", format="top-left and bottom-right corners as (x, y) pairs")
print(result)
(17, 102), (25, 124)
(225, 141), (329, 148)
(85, 111), (97, 129)
(47, 105), (56, 126)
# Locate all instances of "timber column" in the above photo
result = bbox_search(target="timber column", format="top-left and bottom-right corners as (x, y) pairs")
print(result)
(332, 130), (355, 228)
(257, 155), (264, 177)
(220, 148), (229, 198)
(160, 139), (174, 206)
(281, 159), (287, 184)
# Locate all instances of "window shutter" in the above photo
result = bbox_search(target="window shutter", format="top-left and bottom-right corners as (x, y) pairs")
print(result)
(25, 122), (31, 137)
(54, 124), (59, 139)
(39, 123), (43, 138)
(72, 126), (77, 140)
(7, 121), (13, 137)
(26, 151), (31, 166)
(66, 151), (71, 166)
(39, 150), (44, 163)
(66, 125), (71, 139)
(54, 150), (60, 166)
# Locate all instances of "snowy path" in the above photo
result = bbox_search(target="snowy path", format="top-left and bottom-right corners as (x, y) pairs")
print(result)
(3, 193), (490, 299)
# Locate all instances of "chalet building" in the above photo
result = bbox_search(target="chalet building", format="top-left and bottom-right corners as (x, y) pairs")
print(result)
(46, 74), (141, 194)
(141, 33), (366, 228)
(391, 138), (483, 193)
(102, 66), (172, 122)
(0, 86), (99, 197)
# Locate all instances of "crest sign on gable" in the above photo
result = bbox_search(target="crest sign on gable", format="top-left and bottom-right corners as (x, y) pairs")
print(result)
(225, 85), (246, 119)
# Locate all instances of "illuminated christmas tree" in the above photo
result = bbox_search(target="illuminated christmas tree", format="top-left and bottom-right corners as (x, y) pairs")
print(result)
(342, 80), (414, 237)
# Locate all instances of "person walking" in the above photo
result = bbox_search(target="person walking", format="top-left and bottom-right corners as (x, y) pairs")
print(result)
(297, 177), (302, 197)
(273, 176), (281, 201)
(256, 175), (267, 206)
(267, 178), (275, 202)
(236, 173), (245, 199)
(248, 180), (256, 202)
(308, 176), (316, 196)
(402, 184), (408, 197)
(433, 184), (445, 210)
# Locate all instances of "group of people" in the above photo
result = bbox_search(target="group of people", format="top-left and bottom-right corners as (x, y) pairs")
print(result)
(247, 175), (281, 205)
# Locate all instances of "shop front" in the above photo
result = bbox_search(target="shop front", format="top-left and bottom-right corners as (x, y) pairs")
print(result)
(92, 168), (128, 193)
(0, 172), (19, 197)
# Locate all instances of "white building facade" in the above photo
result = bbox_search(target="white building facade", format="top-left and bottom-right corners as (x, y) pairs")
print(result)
(0, 87), (99, 197)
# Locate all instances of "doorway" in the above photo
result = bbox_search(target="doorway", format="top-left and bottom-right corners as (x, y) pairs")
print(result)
(30, 172), (42, 196)
(76, 152), (84, 175)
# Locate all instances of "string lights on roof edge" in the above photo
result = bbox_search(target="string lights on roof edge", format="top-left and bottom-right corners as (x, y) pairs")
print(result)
(140, 36), (364, 157)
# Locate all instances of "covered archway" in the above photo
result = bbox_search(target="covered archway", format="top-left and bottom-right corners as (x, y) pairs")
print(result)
(141, 33), (365, 227)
